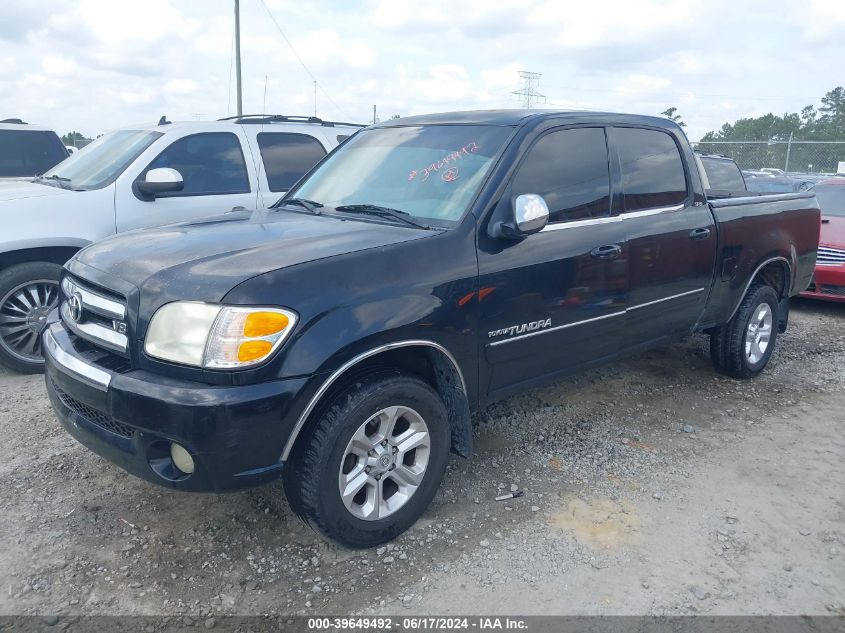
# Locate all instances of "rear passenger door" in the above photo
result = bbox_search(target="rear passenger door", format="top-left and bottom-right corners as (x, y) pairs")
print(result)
(253, 132), (328, 207)
(477, 126), (627, 400)
(116, 131), (257, 232)
(611, 126), (717, 346)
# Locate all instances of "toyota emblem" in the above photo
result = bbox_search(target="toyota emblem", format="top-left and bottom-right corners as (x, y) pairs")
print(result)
(67, 293), (83, 323)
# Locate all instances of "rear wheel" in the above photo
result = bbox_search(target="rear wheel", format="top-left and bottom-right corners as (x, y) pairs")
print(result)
(0, 262), (63, 374)
(284, 371), (450, 547)
(710, 282), (779, 379)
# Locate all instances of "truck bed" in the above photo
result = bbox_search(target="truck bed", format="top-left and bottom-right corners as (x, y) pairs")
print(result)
(700, 192), (819, 327)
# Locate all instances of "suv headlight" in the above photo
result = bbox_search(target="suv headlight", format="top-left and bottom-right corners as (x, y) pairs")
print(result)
(144, 302), (297, 369)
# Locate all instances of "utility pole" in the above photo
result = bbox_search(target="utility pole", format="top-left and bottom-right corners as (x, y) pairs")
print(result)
(373, 105), (377, 124)
(234, 0), (243, 117)
(784, 131), (793, 172)
(511, 71), (545, 109)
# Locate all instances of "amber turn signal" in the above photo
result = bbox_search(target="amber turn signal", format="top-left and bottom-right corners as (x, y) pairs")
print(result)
(243, 311), (290, 337)
(237, 340), (273, 361)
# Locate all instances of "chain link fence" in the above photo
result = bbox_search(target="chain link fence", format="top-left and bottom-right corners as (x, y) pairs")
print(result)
(691, 140), (845, 175)
(67, 137), (93, 150)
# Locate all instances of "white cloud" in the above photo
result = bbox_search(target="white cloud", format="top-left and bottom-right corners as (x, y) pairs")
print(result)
(164, 79), (198, 95)
(0, 0), (839, 142)
(41, 55), (77, 75)
(800, 0), (845, 41)
(78, 0), (199, 45)
(411, 64), (471, 102)
(481, 63), (523, 91)
(615, 74), (672, 97)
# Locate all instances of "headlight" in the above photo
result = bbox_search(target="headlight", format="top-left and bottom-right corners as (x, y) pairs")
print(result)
(144, 302), (297, 369)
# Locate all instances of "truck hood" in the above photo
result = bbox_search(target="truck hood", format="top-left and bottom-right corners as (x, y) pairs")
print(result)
(820, 216), (845, 248)
(72, 209), (435, 304)
(0, 179), (75, 201)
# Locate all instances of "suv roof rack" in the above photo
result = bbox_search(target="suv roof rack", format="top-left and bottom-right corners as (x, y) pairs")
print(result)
(0, 118), (26, 124)
(217, 114), (365, 128)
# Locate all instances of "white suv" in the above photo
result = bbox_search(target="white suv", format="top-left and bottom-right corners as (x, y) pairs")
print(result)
(0, 119), (69, 180)
(0, 114), (362, 372)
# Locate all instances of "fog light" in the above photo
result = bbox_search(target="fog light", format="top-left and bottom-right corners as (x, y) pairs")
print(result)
(170, 443), (195, 475)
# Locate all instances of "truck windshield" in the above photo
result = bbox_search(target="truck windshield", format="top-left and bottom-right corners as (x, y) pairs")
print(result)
(812, 184), (845, 217)
(288, 125), (513, 225)
(42, 130), (162, 190)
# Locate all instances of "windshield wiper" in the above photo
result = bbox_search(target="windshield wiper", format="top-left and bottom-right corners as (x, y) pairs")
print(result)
(274, 197), (323, 215)
(34, 174), (74, 190)
(334, 204), (430, 230)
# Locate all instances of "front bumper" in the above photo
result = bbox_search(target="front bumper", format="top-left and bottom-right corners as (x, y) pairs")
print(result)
(799, 263), (845, 304)
(43, 322), (310, 492)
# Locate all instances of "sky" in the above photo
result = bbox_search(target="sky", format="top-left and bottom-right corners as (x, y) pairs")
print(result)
(1, 0), (843, 141)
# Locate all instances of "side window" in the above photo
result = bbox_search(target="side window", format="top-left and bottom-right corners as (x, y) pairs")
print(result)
(615, 128), (687, 212)
(256, 133), (327, 192)
(145, 132), (249, 196)
(336, 134), (350, 143)
(512, 127), (610, 224)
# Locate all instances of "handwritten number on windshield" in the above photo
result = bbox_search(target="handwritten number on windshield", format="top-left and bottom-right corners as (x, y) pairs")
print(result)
(408, 141), (479, 182)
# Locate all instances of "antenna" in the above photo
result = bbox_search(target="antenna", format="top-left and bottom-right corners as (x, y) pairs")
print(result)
(511, 71), (545, 109)
(313, 80), (317, 117)
(234, 0), (243, 117)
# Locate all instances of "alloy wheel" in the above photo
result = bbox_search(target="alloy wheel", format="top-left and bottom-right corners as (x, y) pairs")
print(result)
(744, 302), (773, 365)
(0, 280), (60, 363)
(338, 405), (431, 521)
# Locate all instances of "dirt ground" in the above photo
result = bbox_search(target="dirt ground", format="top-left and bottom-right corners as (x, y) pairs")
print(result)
(1, 299), (843, 619)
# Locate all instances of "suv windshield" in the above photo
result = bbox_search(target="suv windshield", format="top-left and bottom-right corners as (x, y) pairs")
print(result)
(0, 130), (67, 178)
(812, 184), (845, 217)
(288, 125), (513, 225)
(43, 130), (162, 190)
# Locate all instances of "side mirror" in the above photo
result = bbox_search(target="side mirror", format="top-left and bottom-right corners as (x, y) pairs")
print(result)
(491, 193), (550, 239)
(135, 167), (184, 200)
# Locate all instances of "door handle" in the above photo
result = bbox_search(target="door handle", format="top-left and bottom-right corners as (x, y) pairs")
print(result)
(590, 244), (622, 260)
(689, 227), (711, 241)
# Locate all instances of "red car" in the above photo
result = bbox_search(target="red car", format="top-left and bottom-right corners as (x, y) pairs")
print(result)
(801, 178), (845, 302)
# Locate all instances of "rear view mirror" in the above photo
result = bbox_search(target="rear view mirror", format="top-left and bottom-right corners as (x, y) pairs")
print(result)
(490, 193), (550, 240)
(135, 168), (184, 200)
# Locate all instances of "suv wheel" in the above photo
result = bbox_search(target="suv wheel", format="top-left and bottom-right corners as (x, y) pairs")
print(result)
(710, 282), (780, 379)
(284, 370), (450, 547)
(0, 262), (63, 374)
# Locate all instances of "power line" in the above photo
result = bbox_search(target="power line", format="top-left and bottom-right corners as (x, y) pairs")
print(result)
(256, 0), (350, 118)
(511, 71), (545, 109)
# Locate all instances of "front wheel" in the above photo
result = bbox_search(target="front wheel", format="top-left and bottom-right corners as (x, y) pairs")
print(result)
(284, 371), (450, 548)
(0, 262), (63, 374)
(710, 282), (780, 379)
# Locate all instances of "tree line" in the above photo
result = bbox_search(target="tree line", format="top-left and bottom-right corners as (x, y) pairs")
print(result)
(664, 87), (845, 172)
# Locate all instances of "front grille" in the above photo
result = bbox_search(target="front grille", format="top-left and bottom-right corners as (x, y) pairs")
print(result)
(51, 378), (134, 439)
(60, 275), (130, 356)
(817, 246), (845, 266)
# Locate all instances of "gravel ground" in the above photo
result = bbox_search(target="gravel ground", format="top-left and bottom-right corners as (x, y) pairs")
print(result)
(1, 299), (843, 618)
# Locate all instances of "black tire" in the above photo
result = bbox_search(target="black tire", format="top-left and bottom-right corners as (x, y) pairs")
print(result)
(709, 282), (780, 379)
(284, 370), (450, 548)
(0, 262), (63, 374)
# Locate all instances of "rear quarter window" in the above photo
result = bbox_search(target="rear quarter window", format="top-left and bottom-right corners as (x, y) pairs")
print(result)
(615, 127), (688, 212)
(257, 133), (327, 192)
(0, 130), (68, 177)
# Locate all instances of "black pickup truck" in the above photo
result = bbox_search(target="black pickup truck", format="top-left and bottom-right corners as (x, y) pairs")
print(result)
(43, 110), (819, 547)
